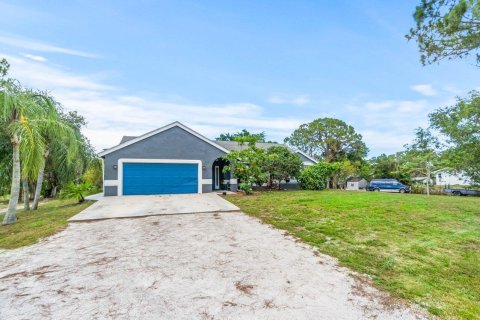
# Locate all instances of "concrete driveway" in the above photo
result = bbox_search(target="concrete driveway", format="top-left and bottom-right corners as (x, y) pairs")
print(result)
(69, 193), (240, 221)
(0, 197), (429, 319)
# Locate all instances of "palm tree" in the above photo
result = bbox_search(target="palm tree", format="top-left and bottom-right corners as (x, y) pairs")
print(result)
(0, 82), (58, 225)
(31, 106), (78, 210)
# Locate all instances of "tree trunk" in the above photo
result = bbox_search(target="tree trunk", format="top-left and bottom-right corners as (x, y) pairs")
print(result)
(22, 179), (30, 211)
(3, 140), (20, 225)
(29, 182), (35, 200)
(51, 186), (57, 198)
(32, 160), (46, 210)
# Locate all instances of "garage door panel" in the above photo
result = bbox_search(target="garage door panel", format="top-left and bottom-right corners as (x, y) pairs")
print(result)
(122, 163), (198, 195)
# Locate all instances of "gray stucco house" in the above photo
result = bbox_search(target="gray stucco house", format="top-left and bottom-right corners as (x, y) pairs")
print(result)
(98, 122), (316, 196)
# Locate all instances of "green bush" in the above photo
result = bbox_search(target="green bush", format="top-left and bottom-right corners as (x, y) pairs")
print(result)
(82, 159), (103, 188)
(239, 181), (253, 195)
(60, 182), (93, 203)
(298, 162), (338, 190)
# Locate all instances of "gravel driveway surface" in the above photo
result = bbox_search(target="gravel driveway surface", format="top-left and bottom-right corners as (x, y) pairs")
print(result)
(0, 211), (429, 320)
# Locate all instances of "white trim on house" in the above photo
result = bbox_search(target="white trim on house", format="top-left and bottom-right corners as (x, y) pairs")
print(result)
(296, 151), (317, 164)
(98, 122), (230, 157)
(117, 158), (203, 195)
(101, 158), (105, 194)
(201, 179), (212, 184)
(104, 180), (118, 186)
(214, 166), (220, 189)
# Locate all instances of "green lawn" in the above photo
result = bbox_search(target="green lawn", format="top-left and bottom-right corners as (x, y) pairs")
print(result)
(0, 198), (94, 249)
(226, 190), (480, 320)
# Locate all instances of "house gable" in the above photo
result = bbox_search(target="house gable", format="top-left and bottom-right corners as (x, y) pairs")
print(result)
(99, 122), (229, 157)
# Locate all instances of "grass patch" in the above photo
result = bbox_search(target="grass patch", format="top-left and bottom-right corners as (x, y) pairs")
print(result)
(0, 198), (94, 249)
(226, 190), (480, 319)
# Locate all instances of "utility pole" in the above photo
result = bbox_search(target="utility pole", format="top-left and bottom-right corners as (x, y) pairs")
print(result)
(426, 161), (431, 196)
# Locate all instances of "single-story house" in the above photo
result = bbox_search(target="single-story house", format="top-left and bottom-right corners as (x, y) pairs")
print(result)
(98, 121), (317, 196)
(345, 177), (368, 190)
(433, 169), (471, 186)
(412, 169), (471, 186)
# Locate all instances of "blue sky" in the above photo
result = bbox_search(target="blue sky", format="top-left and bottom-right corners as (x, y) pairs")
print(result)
(0, 0), (478, 156)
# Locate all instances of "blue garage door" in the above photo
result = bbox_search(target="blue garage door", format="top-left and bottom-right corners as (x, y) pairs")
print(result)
(122, 162), (198, 195)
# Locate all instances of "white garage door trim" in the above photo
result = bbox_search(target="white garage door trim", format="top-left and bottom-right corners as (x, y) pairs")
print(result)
(118, 158), (203, 196)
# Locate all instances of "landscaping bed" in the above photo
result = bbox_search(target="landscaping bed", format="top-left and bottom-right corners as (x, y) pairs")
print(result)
(226, 190), (480, 319)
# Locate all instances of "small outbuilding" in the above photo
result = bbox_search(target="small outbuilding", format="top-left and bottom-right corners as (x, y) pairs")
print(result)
(346, 177), (368, 190)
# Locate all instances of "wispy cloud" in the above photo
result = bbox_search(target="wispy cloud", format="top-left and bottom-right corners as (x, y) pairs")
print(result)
(0, 33), (99, 58)
(3, 53), (306, 150)
(411, 84), (437, 96)
(4, 55), (111, 91)
(346, 98), (445, 155)
(268, 94), (310, 105)
(21, 53), (47, 62)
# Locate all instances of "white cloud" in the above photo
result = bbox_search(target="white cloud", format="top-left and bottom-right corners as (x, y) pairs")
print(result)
(360, 130), (413, 154)
(4, 55), (111, 91)
(363, 100), (427, 113)
(0, 33), (99, 58)
(345, 98), (448, 156)
(21, 53), (47, 62)
(411, 84), (437, 96)
(268, 94), (310, 105)
(3, 53), (306, 151)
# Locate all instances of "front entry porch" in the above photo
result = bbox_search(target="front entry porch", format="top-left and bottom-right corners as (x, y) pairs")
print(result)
(212, 158), (232, 191)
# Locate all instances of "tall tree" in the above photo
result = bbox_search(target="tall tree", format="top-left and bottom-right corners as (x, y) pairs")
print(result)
(41, 110), (95, 198)
(429, 91), (480, 184)
(31, 101), (79, 210)
(0, 128), (12, 198)
(0, 83), (57, 224)
(405, 128), (442, 195)
(407, 0), (480, 65)
(285, 118), (368, 162)
(0, 58), (9, 78)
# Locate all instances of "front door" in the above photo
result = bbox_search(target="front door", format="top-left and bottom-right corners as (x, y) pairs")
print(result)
(214, 166), (220, 190)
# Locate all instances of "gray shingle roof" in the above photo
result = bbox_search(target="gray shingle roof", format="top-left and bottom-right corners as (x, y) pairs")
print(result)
(119, 136), (138, 144)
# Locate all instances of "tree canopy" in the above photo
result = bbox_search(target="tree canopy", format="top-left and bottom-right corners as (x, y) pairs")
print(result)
(223, 146), (268, 193)
(284, 118), (368, 163)
(216, 129), (268, 144)
(429, 91), (480, 183)
(264, 146), (303, 188)
(407, 0), (480, 65)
